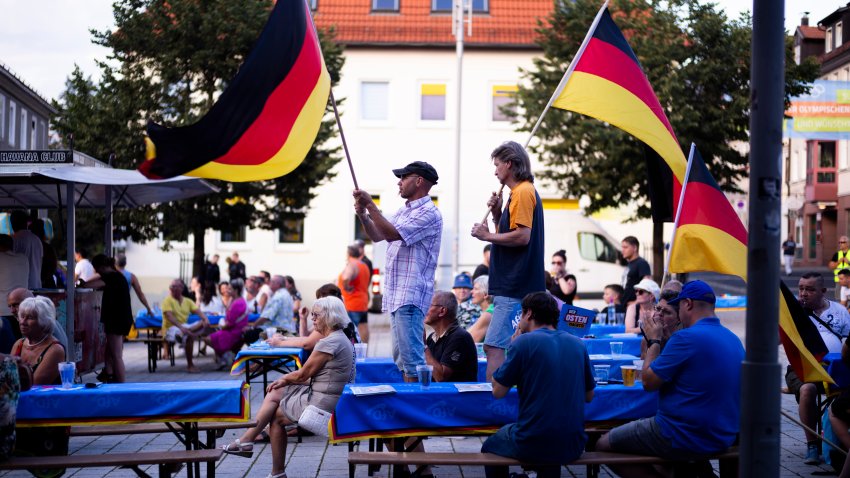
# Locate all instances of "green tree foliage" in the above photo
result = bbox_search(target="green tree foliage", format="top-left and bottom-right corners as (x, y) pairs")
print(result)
(51, 0), (344, 275)
(516, 0), (819, 220)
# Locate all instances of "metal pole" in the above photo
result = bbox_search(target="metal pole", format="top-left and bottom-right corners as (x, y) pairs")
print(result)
(741, 0), (784, 475)
(66, 181), (76, 363)
(104, 185), (113, 257)
(451, 0), (465, 276)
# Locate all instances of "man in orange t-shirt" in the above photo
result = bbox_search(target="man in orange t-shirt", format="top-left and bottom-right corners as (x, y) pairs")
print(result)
(338, 244), (371, 343)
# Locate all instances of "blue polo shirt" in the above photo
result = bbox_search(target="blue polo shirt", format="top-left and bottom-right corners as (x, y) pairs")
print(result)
(650, 317), (744, 454)
(493, 328), (595, 463)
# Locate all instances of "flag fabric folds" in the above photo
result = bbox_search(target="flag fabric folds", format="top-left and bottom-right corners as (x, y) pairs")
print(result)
(139, 0), (330, 182)
(667, 147), (748, 280)
(552, 8), (687, 199)
(779, 281), (833, 384)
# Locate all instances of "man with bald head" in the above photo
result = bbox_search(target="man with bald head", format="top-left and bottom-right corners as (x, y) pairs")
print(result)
(257, 275), (295, 334)
(832, 236), (850, 300)
(424, 291), (478, 382)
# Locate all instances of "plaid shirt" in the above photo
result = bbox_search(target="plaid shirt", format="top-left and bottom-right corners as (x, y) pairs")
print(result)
(383, 196), (443, 314)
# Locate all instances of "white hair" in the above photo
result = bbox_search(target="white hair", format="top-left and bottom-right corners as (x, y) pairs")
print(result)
(18, 296), (55, 334)
(473, 275), (489, 294)
(313, 296), (351, 330)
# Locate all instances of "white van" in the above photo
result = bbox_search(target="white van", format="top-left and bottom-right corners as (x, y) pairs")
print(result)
(544, 210), (624, 299)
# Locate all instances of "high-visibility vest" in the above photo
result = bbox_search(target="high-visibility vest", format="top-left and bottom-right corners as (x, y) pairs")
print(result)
(835, 250), (850, 282)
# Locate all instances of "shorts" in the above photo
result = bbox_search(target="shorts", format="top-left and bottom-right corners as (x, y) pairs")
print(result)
(785, 365), (825, 403)
(347, 311), (368, 325)
(607, 417), (707, 461)
(484, 296), (521, 349)
(482, 424), (563, 478)
(390, 305), (425, 378)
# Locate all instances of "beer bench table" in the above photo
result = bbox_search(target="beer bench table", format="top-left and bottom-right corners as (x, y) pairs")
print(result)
(330, 382), (659, 478)
(230, 346), (304, 392)
(16, 380), (250, 478)
(353, 354), (640, 383)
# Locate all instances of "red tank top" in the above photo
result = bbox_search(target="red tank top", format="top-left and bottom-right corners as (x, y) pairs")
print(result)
(338, 260), (370, 312)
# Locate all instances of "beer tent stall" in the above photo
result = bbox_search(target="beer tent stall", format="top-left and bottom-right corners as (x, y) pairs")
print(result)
(0, 150), (217, 374)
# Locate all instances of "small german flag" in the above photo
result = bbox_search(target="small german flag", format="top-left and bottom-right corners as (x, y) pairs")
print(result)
(140, 0), (330, 182)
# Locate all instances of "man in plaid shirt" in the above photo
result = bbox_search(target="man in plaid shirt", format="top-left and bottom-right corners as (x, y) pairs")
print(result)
(353, 161), (443, 381)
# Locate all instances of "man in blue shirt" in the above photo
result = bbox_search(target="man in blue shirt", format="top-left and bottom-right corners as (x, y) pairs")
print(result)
(482, 292), (595, 478)
(597, 280), (744, 475)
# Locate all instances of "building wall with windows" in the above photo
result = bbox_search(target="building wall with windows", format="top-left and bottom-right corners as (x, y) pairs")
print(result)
(0, 63), (54, 151)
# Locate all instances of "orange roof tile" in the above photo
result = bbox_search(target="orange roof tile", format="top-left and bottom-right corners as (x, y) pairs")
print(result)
(314, 0), (552, 48)
(797, 25), (825, 40)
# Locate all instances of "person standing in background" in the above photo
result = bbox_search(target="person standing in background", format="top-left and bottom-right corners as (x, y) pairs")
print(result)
(115, 254), (153, 316)
(621, 236), (651, 306)
(782, 235), (796, 276)
(10, 211), (41, 289)
(339, 244), (371, 343)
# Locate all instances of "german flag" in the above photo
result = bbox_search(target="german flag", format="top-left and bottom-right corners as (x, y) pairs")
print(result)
(139, 0), (330, 182)
(668, 146), (747, 279)
(779, 281), (832, 384)
(551, 7), (687, 207)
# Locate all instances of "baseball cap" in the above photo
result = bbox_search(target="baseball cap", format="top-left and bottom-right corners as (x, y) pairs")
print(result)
(392, 161), (439, 184)
(453, 273), (472, 289)
(667, 280), (716, 305)
(634, 278), (661, 302)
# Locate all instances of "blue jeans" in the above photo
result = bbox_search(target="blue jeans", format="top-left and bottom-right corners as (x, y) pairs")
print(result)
(347, 311), (368, 325)
(390, 305), (425, 378)
(485, 296), (522, 349)
(482, 424), (560, 478)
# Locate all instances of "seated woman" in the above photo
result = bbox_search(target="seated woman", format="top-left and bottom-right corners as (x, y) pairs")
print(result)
(466, 275), (492, 343)
(639, 289), (682, 359)
(11, 297), (65, 385)
(624, 278), (660, 334)
(198, 282), (226, 317)
(204, 279), (248, 368)
(222, 296), (355, 478)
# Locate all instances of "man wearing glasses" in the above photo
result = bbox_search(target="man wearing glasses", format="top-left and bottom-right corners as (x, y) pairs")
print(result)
(353, 161), (443, 382)
(597, 281), (744, 475)
(830, 236), (850, 300)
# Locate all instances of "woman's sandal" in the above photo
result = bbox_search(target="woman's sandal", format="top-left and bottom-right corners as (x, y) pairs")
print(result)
(266, 473), (287, 478)
(220, 439), (253, 457)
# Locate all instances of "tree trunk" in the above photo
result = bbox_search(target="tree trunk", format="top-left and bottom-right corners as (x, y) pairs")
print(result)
(193, 226), (205, 279)
(652, 221), (665, 283)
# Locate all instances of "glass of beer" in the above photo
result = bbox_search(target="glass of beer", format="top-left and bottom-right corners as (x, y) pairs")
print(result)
(621, 365), (638, 387)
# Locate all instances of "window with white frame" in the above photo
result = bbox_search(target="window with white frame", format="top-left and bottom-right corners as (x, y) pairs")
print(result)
(38, 120), (46, 149)
(432, 0), (488, 12)
(0, 94), (5, 141)
(372, 0), (398, 12)
(8, 101), (16, 146)
(19, 109), (27, 149)
(837, 22), (844, 49)
(827, 27), (834, 53)
(420, 83), (446, 121)
(360, 81), (390, 121)
(278, 218), (305, 244)
(30, 117), (36, 149)
(220, 226), (247, 243)
(491, 84), (518, 122)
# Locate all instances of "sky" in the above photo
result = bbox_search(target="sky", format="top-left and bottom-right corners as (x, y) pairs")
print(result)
(0, 0), (838, 102)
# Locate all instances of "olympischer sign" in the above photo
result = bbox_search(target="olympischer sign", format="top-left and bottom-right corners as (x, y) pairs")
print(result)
(784, 80), (850, 140)
(0, 150), (73, 164)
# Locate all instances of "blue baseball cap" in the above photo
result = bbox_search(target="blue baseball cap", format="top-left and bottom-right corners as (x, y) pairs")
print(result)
(453, 273), (473, 289)
(667, 280), (716, 305)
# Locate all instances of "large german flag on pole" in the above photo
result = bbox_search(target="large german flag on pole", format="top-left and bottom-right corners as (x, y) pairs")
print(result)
(550, 5), (687, 202)
(139, 0), (330, 182)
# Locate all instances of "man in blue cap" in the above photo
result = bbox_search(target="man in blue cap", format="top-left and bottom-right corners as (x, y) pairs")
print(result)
(596, 280), (744, 474)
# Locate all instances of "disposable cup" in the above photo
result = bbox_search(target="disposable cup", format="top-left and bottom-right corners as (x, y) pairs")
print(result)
(266, 327), (278, 339)
(610, 341), (623, 356)
(621, 365), (638, 386)
(593, 364), (610, 385)
(416, 364), (433, 389)
(633, 359), (644, 381)
(58, 361), (75, 389)
(354, 343), (368, 360)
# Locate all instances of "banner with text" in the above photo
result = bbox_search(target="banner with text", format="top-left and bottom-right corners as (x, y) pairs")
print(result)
(785, 80), (850, 140)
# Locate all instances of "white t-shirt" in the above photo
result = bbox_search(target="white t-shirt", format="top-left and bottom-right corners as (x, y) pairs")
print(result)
(198, 295), (225, 316)
(75, 258), (96, 282)
(813, 301), (850, 353)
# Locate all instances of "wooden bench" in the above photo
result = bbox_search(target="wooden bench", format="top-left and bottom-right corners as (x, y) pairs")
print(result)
(70, 420), (258, 449)
(348, 448), (739, 478)
(0, 448), (222, 478)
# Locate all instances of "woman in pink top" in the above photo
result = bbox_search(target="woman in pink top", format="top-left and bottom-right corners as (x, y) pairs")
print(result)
(207, 278), (248, 367)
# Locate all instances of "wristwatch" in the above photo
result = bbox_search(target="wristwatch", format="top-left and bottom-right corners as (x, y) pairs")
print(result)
(646, 339), (662, 348)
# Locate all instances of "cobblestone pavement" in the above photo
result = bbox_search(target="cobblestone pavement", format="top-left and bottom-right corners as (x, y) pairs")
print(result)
(0, 309), (835, 477)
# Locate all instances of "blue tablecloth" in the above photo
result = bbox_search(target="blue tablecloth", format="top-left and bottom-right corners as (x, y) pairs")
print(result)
(590, 324), (626, 336)
(135, 312), (261, 329)
(330, 382), (656, 442)
(17, 380), (250, 426)
(231, 347), (304, 375)
(354, 354), (639, 383)
(583, 336), (642, 356)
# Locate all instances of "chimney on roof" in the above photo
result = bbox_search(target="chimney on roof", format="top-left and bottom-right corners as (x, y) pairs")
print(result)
(801, 12), (809, 26)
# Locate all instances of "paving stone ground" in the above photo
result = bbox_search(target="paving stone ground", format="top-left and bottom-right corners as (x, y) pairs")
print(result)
(0, 309), (832, 477)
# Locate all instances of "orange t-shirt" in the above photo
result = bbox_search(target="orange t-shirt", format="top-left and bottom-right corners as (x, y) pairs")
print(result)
(508, 181), (537, 230)
(338, 259), (370, 312)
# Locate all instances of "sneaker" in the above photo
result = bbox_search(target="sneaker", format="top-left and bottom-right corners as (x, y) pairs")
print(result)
(804, 444), (820, 465)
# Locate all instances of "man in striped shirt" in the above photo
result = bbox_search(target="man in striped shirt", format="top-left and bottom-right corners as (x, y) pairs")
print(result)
(353, 161), (443, 381)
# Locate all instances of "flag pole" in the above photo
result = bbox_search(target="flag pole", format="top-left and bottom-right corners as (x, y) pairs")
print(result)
(661, 143), (697, 288)
(302, 0), (359, 190)
(480, 0), (609, 224)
